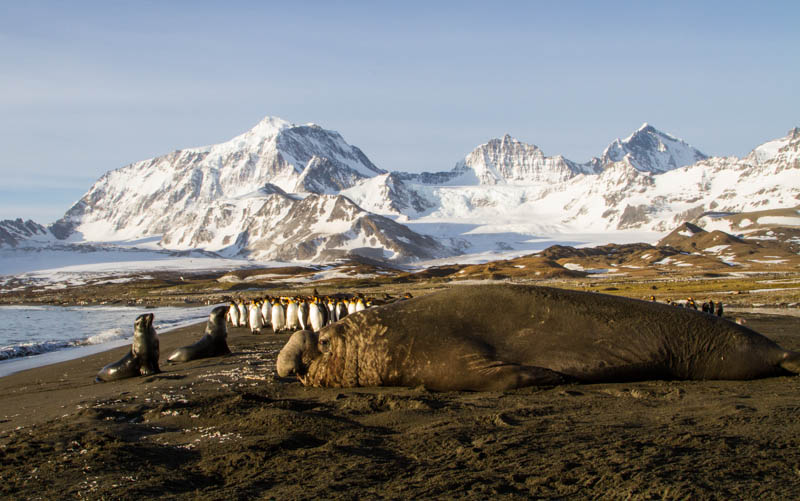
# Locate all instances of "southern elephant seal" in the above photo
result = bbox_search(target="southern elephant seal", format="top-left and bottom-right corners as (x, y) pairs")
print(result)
(277, 284), (800, 391)
(95, 313), (160, 382)
(168, 305), (231, 362)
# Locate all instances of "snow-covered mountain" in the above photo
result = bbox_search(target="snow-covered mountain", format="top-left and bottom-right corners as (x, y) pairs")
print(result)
(0, 219), (51, 248)
(596, 123), (708, 173)
(385, 122), (705, 189)
(156, 187), (449, 262)
(3, 118), (798, 267)
(448, 134), (599, 185)
(42, 118), (451, 263)
(50, 117), (385, 241)
(345, 125), (799, 234)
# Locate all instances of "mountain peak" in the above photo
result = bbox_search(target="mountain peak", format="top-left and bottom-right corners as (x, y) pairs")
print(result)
(249, 116), (292, 137)
(235, 116), (294, 144)
(185, 116), (292, 154)
(748, 126), (800, 164)
(603, 123), (707, 173)
(485, 134), (522, 148)
(450, 134), (582, 185)
(623, 123), (666, 142)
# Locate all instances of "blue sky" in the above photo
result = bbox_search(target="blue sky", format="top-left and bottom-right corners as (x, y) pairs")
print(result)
(1, 1), (797, 223)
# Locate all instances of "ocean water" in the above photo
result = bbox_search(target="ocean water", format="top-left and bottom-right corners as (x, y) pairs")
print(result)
(0, 304), (220, 377)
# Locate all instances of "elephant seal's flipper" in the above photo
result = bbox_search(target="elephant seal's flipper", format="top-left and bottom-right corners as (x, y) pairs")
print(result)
(502, 365), (574, 390)
(780, 351), (800, 374)
(445, 363), (572, 392)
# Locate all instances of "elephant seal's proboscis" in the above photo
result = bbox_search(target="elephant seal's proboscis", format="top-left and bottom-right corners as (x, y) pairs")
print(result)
(167, 305), (231, 363)
(277, 284), (800, 391)
(95, 313), (160, 382)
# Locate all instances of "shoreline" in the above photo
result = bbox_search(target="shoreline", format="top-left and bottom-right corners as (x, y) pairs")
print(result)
(0, 318), (212, 379)
(0, 304), (223, 378)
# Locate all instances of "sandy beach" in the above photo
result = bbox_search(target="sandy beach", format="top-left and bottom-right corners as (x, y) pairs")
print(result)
(1, 309), (799, 500)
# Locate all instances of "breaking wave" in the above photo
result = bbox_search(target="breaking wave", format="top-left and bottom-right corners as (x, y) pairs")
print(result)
(82, 327), (127, 346)
(0, 327), (129, 361)
(0, 340), (76, 361)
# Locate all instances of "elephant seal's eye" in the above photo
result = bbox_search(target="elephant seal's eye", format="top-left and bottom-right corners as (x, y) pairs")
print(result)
(319, 338), (330, 353)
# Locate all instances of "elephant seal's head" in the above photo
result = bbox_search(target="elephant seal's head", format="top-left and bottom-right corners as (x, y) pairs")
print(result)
(276, 330), (322, 379)
(276, 317), (390, 387)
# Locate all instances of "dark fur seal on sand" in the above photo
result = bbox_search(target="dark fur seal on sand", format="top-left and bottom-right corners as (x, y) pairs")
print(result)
(168, 305), (231, 363)
(95, 313), (160, 382)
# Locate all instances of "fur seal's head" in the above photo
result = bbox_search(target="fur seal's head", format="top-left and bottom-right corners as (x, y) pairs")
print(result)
(134, 313), (154, 334)
(209, 305), (227, 324)
(206, 305), (228, 337)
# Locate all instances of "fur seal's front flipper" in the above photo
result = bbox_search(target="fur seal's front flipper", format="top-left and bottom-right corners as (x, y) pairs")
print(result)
(95, 351), (139, 383)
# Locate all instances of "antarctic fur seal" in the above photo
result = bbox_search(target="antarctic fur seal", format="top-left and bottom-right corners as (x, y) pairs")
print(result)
(95, 313), (160, 382)
(277, 284), (799, 391)
(167, 305), (231, 362)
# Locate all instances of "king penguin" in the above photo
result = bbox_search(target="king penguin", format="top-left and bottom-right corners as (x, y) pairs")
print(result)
(308, 299), (324, 332)
(326, 297), (336, 324)
(318, 297), (330, 326)
(237, 300), (248, 328)
(249, 300), (263, 334)
(285, 298), (299, 331)
(297, 298), (309, 330)
(260, 297), (272, 327)
(227, 301), (240, 328)
(335, 300), (348, 321)
(271, 298), (286, 333)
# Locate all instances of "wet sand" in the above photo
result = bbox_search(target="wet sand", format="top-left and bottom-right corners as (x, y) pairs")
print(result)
(0, 311), (799, 500)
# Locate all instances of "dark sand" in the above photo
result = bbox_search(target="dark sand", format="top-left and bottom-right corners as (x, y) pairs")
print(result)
(1, 311), (799, 500)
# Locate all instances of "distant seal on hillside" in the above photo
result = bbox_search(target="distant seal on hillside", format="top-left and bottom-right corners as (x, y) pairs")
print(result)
(95, 313), (160, 382)
(277, 284), (800, 391)
(167, 305), (231, 362)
